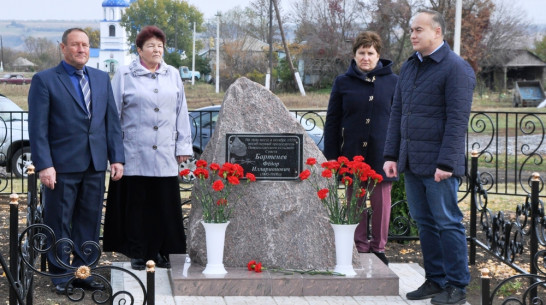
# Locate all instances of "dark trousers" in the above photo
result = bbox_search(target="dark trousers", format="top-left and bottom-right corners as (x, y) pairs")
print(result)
(42, 166), (105, 285)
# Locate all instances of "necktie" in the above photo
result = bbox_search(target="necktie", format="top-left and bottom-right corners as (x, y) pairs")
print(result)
(75, 69), (91, 118)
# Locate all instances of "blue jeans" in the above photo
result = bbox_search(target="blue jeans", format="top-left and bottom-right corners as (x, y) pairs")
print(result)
(404, 171), (470, 289)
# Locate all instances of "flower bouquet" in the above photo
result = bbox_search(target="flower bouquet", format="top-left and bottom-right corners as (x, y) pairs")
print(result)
(300, 155), (383, 275)
(299, 155), (383, 225)
(180, 160), (256, 275)
(180, 160), (256, 223)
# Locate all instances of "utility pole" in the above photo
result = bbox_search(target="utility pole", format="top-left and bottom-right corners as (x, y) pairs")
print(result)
(215, 12), (221, 93)
(454, 0), (462, 55)
(272, 0), (305, 96)
(266, 0), (273, 90)
(191, 22), (196, 85)
(0, 35), (4, 72)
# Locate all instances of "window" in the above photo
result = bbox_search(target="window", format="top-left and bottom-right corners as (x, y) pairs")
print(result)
(109, 25), (115, 37)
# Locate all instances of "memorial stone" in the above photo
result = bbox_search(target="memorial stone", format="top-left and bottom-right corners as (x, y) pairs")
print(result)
(187, 77), (342, 269)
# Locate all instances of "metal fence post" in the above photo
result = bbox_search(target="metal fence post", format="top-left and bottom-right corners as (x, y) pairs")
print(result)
(529, 172), (540, 300)
(469, 150), (478, 265)
(9, 193), (19, 305)
(146, 260), (155, 305)
(26, 165), (36, 305)
(481, 268), (491, 305)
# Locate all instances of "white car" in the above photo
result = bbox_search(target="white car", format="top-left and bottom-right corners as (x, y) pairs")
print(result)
(0, 94), (30, 177)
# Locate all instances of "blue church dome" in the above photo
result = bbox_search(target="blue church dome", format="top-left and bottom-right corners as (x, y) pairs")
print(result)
(102, 0), (131, 7)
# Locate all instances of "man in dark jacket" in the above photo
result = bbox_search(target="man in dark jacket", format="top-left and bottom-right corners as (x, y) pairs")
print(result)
(383, 10), (475, 305)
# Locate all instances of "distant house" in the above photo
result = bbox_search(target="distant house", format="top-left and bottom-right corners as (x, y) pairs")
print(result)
(12, 57), (36, 72)
(479, 49), (546, 90)
(198, 36), (270, 78)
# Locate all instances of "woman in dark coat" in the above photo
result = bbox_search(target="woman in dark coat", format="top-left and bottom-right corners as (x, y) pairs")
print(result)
(323, 31), (398, 265)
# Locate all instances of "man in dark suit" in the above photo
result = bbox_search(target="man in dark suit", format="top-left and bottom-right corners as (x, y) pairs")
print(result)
(28, 28), (125, 294)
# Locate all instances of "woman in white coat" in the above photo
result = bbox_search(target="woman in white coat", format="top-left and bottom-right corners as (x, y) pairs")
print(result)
(103, 26), (193, 270)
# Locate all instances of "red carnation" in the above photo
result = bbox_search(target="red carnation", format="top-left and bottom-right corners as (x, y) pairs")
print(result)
(318, 188), (329, 199)
(193, 168), (209, 179)
(247, 260), (256, 271)
(306, 158), (317, 165)
(299, 169), (311, 180)
(341, 176), (353, 186)
(212, 180), (224, 191)
(179, 169), (191, 177)
(210, 163), (220, 171)
(337, 156), (349, 165)
(246, 173), (256, 182)
(353, 155), (364, 162)
(321, 169), (333, 178)
(227, 176), (240, 185)
(216, 198), (228, 206)
(196, 160), (208, 168)
(255, 262), (263, 273)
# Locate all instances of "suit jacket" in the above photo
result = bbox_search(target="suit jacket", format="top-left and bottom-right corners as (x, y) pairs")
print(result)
(28, 62), (125, 173)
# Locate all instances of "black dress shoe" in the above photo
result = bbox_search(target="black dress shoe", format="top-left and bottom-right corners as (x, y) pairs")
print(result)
(156, 254), (171, 269)
(53, 283), (74, 295)
(73, 279), (106, 290)
(131, 258), (146, 270)
(372, 251), (389, 265)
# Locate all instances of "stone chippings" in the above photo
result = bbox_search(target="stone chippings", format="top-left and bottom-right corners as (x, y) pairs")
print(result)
(187, 77), (354, 269)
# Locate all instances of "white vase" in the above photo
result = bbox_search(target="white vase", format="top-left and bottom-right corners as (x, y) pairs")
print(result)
(201, 221), (230, 275)
(330, 223), (358, 276)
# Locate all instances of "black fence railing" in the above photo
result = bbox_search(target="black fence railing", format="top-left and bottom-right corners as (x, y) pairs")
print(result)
(2, 165), (156, 305)
(3, 110), (544, 197)
(0, 122), (545, 304)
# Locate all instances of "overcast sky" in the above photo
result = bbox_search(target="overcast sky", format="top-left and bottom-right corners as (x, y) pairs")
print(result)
(1, 0), (544, 24)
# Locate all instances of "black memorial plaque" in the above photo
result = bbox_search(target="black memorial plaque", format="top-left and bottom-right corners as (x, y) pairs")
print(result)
(226, 133), (303, 180)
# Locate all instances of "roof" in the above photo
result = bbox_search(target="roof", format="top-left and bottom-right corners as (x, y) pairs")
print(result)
(90, 48), (100, 58)
(504, 50), (546, 67)
(12, 57), (36, 67)
(482, 49), (546, 68)
(102, 0), (131, 7)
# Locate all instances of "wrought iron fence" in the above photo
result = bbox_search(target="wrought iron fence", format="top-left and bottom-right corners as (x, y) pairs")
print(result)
(1, 166), (156, 305)
(467, 111), (545, 196)
(1, 109), (546, 304)
(1, 109), (545, 196)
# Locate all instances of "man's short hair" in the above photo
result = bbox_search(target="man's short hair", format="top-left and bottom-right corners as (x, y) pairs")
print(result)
(417, 9), (445, 36)
(62, 28), (89, 45)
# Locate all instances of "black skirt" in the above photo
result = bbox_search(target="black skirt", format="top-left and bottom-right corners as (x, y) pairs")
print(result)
(103, 176), (186, 259)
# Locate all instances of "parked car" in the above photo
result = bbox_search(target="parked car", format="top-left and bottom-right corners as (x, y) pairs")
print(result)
(0, 74), (31, 85)
(179, 105), (325, 182)
(179, 66), (200, 81)
(0, 94), (30, 177)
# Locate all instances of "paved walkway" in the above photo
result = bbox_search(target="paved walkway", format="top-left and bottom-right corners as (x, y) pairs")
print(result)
(112, 262), (472, 305)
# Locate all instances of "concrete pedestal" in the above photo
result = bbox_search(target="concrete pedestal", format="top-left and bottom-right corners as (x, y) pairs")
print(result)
(170, 253), (399, 296)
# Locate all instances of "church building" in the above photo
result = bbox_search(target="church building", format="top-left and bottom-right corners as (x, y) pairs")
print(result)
(87, 0), (135, 73)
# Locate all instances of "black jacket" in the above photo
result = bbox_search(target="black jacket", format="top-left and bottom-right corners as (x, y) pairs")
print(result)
(324, 58), (398, 181)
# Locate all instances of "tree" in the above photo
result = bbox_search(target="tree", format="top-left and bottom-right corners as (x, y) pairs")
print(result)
(534, 35), (546, 62)
(23, 36), (58, 70)
(121, 0), (204, 67)
(83, 27), (100, 48)
(291, 0), (368, 88)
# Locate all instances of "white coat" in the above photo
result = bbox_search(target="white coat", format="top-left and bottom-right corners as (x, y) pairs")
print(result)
(112, 59), (193, 176)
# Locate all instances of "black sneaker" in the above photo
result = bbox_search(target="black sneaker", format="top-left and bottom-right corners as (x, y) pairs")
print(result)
(130, 258), (146, 270)
(431, 285), (466, 305)
(372, 252), (389, 265)
(406, 279), (443, 300)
